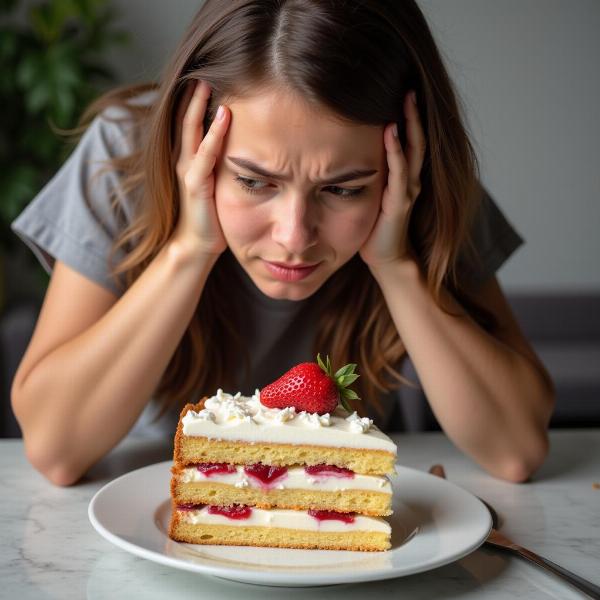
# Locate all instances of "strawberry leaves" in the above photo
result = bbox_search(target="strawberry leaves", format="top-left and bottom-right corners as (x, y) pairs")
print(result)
(317, 353), (361, 412)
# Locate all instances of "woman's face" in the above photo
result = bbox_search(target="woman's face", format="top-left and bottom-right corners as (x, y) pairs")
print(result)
(214, 86), (387, 301)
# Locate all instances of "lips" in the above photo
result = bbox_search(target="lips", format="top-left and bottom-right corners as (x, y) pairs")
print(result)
(263, 259), (321, 282)
(268, 261), (319, 269)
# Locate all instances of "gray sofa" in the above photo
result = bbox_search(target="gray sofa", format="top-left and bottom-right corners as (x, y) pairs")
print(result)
(508, 293), (600, 427)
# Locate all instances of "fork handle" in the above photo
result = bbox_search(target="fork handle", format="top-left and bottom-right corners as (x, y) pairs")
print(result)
(513, 546), (600, 599)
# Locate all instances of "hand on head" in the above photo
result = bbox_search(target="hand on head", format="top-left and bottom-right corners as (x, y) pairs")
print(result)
(173, 80), (230, 257)
(359, 90), (426, 270)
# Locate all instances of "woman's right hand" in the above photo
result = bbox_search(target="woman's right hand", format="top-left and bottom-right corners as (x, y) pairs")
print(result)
(173, 79), (230, 257)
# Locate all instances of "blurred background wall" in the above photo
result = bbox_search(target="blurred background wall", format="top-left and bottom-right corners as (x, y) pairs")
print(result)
(2, 0), (599, 435)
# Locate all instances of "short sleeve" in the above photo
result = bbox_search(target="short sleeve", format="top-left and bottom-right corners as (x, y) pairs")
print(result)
(10, 107), (139, 296)
(457, 185), (525, 288)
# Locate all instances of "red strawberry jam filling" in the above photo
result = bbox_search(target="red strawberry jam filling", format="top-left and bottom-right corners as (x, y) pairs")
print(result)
(244, 463), (288, 487)
(207, 504), (253, 520)
(178, 503), (253, 520)
(195, 462), (237, 477)
(305, 464), (355, 478)
(308, 509), (356, 523)
(177, 503), (205, 511)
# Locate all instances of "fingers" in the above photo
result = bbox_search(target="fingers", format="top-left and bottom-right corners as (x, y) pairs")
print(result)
(383, 91), (426, 205)
(173, 82), (194, 165)
(180, 80), (211, 163)
(382, 123), (408, 214)
(403, 91), (426, 192)
(184, 103), (230, 196)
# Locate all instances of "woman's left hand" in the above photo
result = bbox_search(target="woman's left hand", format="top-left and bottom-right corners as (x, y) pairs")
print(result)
(359, 90), (427, 269)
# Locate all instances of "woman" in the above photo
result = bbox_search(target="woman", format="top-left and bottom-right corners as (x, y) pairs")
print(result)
(10, 0), (554, 486)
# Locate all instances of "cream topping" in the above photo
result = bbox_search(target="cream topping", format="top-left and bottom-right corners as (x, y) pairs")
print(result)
(180, 466), (392, 493)
(182, 389), (397, 453)
(179, 506), (391, 534)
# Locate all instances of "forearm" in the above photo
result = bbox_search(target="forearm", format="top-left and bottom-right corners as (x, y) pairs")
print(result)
(15, 239), (217, 484)
(370, 259), (553, 481)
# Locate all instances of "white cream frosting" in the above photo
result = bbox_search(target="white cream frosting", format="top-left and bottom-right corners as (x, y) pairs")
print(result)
(179, 505), (391, 534)
(182, 389), (397, 453)
(180, 466), (392, 493)
(346, 412), (374, 433)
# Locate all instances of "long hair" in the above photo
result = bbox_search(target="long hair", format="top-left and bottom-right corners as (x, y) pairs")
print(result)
(78, 0), (496, 421)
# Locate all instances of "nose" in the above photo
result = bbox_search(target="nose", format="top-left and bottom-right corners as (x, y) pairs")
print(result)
(270, 192), (319, 254)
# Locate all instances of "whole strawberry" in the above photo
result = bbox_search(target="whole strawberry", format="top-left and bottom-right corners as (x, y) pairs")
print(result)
(260, 354), (360, 415)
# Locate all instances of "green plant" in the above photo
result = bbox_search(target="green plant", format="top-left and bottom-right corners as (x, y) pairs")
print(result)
(0, 0), (129, 255)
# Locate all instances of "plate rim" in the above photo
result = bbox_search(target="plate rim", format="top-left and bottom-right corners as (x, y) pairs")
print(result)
(88, 460), (492, 586)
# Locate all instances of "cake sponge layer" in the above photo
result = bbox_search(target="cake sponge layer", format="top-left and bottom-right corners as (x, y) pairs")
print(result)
(169, 519), (391, 552)
(171, 480), (392, 516)
(174, 435), (395, 476)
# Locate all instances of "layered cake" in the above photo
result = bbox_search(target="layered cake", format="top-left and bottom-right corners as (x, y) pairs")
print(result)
(168, 358), (397, 551)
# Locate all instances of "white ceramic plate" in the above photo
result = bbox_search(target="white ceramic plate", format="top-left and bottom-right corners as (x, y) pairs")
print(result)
(89, 461), (491, 587)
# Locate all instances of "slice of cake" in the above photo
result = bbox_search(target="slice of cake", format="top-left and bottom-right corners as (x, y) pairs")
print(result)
(168, 357), (397, 551)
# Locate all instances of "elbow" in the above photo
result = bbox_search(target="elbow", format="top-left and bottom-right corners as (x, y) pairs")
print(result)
(496, 430), (550, 483)
(25, 441), (84, 487)
(41, 466), (82, 488)
(498, 375), (555, 483)
(12, 380), (85, 487)
(43, 464), (83, 488)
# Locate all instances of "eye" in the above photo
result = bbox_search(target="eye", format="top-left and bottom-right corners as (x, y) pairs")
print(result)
(324, 185), (365, 198)
(234, 175), (366, 199)
(234, 175), (268, 195)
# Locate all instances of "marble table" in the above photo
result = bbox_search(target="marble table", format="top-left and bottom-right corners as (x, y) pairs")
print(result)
(1, 430), (599, 599)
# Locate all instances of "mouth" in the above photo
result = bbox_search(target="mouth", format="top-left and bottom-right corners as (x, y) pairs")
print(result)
(262, 259), (322, 282)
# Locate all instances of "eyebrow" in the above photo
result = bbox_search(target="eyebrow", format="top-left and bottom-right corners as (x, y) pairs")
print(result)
(226, 156), (378, 185)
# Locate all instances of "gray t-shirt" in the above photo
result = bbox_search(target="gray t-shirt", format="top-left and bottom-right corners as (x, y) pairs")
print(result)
(11, 103), (524, 437)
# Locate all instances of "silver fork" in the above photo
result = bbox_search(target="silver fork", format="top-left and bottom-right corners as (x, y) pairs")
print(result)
(428, 464), (600, 600)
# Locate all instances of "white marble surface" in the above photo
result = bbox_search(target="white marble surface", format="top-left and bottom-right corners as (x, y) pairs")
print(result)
(1, 430), (599, 599)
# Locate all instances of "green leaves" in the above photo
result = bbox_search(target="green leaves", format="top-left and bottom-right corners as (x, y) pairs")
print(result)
(28, 0), (120, 43)
(338, 388), (360, 412)
(17, 41), (84, 123)
(338, 373), (360, 386)
(316, 353), (332, 376)
(0, 0), (128, 254)
(14, 3), (124, 126)
(0, 0), (19, 15)
(1, 165), (40, 222)
(316, 353), (361, 412)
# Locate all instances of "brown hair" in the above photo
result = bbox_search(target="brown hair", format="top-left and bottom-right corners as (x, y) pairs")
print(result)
(79, 0), (496, 422)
